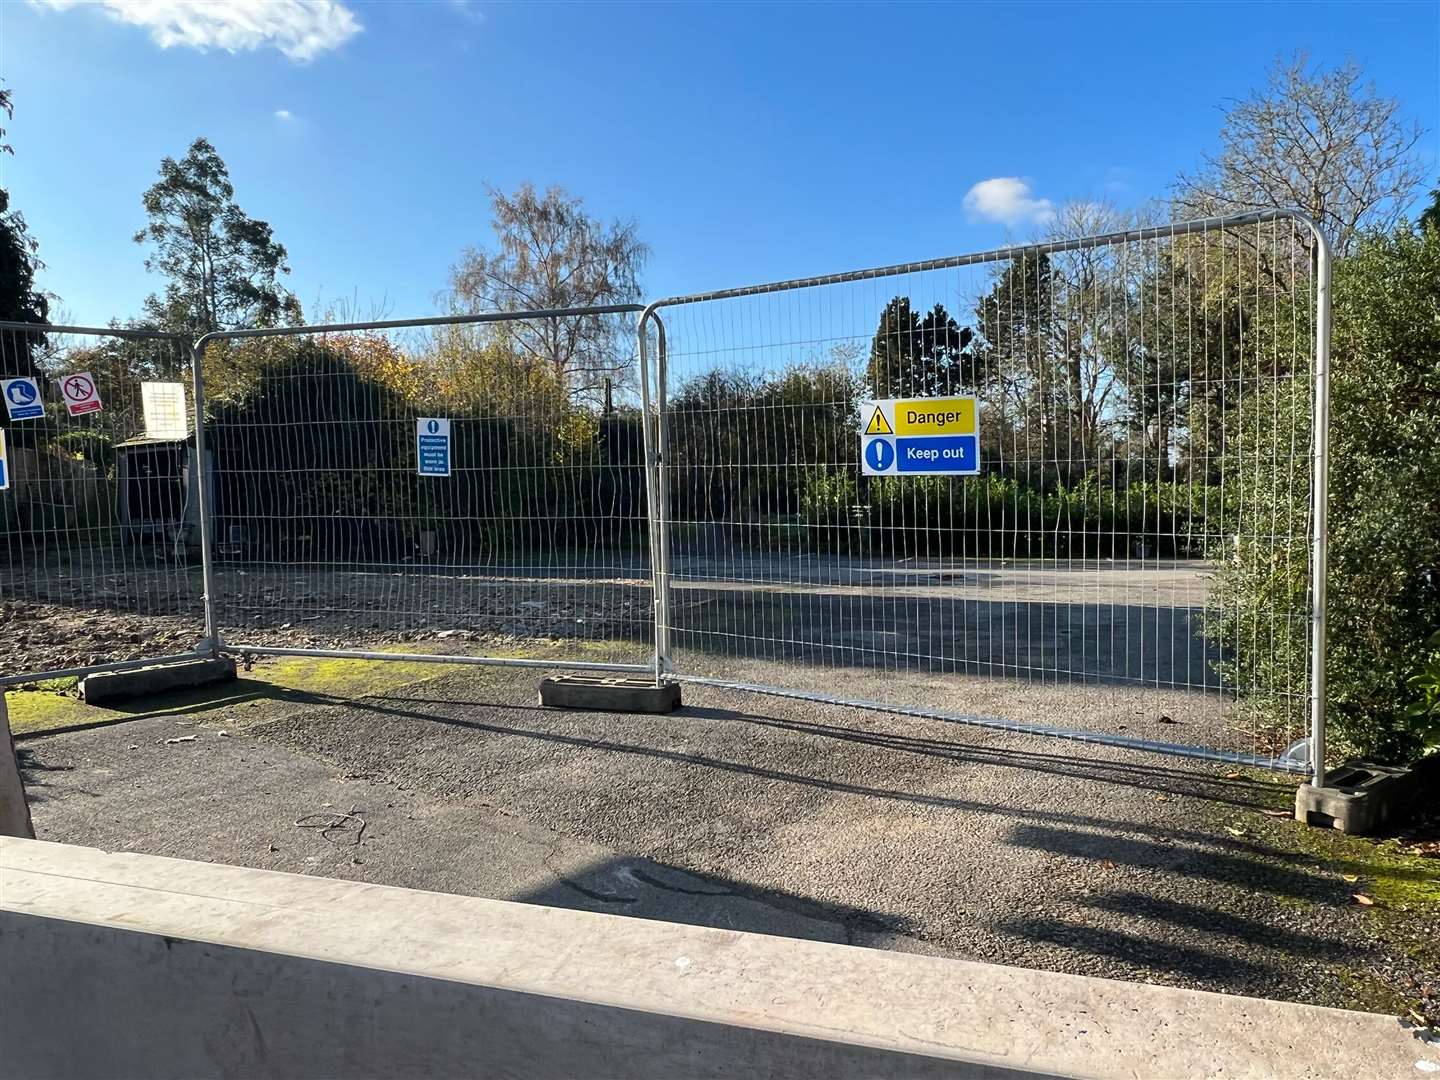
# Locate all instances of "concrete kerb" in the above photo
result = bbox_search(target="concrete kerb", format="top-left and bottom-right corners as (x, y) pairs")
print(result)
(3, 837), (1437, 1080)
(79, 657), (237, 706)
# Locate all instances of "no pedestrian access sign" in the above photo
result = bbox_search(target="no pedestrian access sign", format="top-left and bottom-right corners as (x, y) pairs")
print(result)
(859, 396), (980, 476)
(61, 372), (104, 417)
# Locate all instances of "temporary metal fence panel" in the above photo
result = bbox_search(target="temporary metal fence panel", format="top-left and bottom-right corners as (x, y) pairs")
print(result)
(639, 211), (1331, 780)
(194, 308), (655, 675)
(0, 322), (213, 686)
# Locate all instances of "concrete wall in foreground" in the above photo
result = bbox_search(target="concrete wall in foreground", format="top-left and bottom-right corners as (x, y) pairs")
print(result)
(2, 837), (1435, 1080)
(0, 696), (35, 838)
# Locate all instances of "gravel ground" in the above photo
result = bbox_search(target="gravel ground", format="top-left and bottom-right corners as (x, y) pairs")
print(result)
(19, 657), (1437, 1023)
(4, 551), (1307, 753)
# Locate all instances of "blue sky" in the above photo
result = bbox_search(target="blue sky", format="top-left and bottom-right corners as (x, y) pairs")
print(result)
(2, 0), (1437, 328)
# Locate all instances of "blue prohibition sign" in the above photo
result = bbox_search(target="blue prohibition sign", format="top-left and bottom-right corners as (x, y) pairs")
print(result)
(7, 381), (36, 406)
(865, 438), (895, 472)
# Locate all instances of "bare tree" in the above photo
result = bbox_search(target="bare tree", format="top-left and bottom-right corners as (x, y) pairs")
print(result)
(977, 201), (1150, 479)
(449, 183), (647, 401)
(1176, 54), (1425, 255)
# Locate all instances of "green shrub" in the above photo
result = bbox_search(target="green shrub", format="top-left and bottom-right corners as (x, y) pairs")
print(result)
(1404, 633), (1440, 756)
(1214, 224), (1440, 763)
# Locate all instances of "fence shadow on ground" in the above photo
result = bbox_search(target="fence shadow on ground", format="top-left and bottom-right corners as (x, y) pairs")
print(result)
(671, 589), (1227, 691)
(512, 853), (916, 947)
(346, 691), (1288, 819)
(995, 825), (1376, 988)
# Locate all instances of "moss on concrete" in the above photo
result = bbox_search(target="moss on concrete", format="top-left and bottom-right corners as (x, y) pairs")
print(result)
(6, 639), (644, 737)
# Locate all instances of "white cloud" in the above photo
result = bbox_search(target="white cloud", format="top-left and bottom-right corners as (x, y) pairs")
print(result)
(31, 0), (362, 62)
(448, 0), (485, 22)
(274, 109), (294, 120)
(962, 177), (1056, 226)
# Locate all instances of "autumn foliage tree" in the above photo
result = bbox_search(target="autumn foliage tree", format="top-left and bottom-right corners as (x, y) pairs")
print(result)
(449, 183), (647, 402)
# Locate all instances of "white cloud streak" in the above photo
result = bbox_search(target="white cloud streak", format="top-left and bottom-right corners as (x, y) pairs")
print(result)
(962, 177), (1056, 226)
(274, 109), (294, 120)
(32, 0), (362, 62)
(448, 0), (485, 22)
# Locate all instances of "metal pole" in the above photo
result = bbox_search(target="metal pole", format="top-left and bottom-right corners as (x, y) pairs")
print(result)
(190, 335), (221, 655)
(225, 645), (650, 675)
(653, 314), (673, 676)
(0, 650), (217, 689)
(643, 209), (1320, 309)
(198, 304), (644, 343)
(1308, 223), (1333, 788)
(636, 307), (665, 685)
(672, 675), (1314, 774)
(0, 320), (183, 341)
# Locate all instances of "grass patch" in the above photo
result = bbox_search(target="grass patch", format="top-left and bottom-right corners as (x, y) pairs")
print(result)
(5, 639), (643, 737)
(3, 654), (468, 737)
(1231, 787), (1440, 1024)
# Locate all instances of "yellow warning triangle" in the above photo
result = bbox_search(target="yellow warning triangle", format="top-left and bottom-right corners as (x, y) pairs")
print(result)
(864, 405), (893, 435)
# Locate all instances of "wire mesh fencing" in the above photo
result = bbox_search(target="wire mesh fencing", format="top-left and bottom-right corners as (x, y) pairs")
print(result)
(1, 211), (1333, 778)
(0, 323), (211, 685)
(641, 211), (1330, 774)
(196, 309), (655, 673)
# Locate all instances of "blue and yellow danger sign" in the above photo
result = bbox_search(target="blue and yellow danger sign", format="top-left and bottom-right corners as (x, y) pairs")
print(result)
(859, 396), (980, 476)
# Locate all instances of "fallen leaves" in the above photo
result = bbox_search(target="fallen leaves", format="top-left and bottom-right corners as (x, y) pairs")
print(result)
(1351, 893), (1377, 907)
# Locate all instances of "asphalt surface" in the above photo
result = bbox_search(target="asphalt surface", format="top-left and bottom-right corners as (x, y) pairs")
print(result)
(19, 659), (1419, 1016)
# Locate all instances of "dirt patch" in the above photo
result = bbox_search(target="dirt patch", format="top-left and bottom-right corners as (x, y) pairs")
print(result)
(2, 557), (651, 680)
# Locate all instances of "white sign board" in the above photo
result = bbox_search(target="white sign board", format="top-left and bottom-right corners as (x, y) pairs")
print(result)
(859, 396), (980, 477)
(2, 377), (43, 421)
(142, 382), (188, 441)
(417, 418), (452, 477)
(60, 372), (104, 417)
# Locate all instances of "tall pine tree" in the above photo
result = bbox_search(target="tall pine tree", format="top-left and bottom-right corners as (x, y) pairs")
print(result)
(865, 297), (974, 398)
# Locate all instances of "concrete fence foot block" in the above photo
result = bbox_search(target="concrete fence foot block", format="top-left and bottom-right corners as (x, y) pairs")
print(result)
(79, 658), (237, 706)
(1296, 753), (1439, 834)
(539, 676), (681, 714)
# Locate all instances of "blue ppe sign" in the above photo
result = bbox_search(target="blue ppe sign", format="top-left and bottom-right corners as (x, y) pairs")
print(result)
(3, 377), (43, 421)
(417, 418), (452, 477)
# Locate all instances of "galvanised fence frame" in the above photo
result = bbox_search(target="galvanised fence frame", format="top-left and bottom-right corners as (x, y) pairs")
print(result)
(1, 211), (1332, 786)
(638, 209), (1332, 784)
(191, 305), (656, 677)
(0, 321), (211, 685)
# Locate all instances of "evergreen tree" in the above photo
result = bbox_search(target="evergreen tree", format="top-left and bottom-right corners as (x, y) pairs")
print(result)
(0, 85), (49, 377)
(134, 137), (301, 335)
(865, 297), (974, 398)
